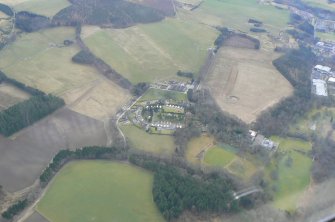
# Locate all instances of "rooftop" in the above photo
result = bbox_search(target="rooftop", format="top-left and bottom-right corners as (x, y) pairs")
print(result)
(313, 79), (328, 96)
(314, 65), (332, 73)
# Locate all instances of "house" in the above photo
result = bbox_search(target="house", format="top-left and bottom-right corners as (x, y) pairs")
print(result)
(328, 77), (335, 95)
(312, 79), (328, 96)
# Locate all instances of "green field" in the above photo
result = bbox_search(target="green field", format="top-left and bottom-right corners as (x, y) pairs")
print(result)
(204, 146), (236, 167)
(267, 137), (312, 211)
(121, 124), (175, 156)
(302, 0), (335, 11)
(14, 0), (70, 17)
(316, 31), (335, 42)
(83, 17), (218, 84)
(37, 161), (164, 222)
(138, 88), (187, 102)
(0, 27), (99, 96)
(193, 0), (290, 34)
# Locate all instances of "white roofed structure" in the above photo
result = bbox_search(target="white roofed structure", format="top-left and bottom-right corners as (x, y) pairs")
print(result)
(313, 79), (328, 96)
(314, 65), (332, 73)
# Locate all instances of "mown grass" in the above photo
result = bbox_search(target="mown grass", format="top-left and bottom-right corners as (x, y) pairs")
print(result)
(37, 161), (164, 222)
(121, 124), (175, 156)
(204, 146), (236, 167)
(195, 0), (290, 34)
(14, 0), (70, 17)
(83, 17), (218, 84)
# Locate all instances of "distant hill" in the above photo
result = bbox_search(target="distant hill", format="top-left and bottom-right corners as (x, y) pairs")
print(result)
(52, 0), (165, 28)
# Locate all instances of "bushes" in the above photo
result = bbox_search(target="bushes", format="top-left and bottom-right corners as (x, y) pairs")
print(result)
(0, 95), (65, 136)
(72, 50), (95, 65)
(1, 199), (28, 220)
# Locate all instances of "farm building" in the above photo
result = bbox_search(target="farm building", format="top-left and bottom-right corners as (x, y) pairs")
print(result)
(312, 79), (328, 96)
(314, 65), (332, 74)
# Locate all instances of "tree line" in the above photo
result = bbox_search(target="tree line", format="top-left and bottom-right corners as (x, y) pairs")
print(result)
(0, 71), (45, 96)
(0, 95), (65, 136)
(254, 47), (316, 136)
(0, 3), (13, 16)
(1, 199), (27, 220)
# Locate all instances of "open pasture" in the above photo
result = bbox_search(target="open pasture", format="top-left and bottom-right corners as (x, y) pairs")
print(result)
(205, 46), (293, 124)
(204, 146), (236, 167)
(63, 80), (131, 121)
(1, 0), (70, 17)
(121, 124), (175, 156)
(0, 108), (107, 193)
(316, 31), (335, 42)
(83, 17), (218, 84)
(0, 27), (101, 97)
(37, 161), (164, 222)
(192, 0), (290, 35)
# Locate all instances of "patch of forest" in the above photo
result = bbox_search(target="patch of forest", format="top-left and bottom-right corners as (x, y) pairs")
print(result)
(52, 0), (165, 28)
(0, 95), (65, 136)
(0, 3), (13, 16)
(15, 11), (51, 32)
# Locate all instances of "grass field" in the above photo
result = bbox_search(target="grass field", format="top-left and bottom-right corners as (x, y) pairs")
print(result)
(316, 31), (335, 42)
(0, 27), (100, 97)
(267, 137), (312, 211)
(83, 17), (218, 84)
(204, 146), (236, 167)
(9, 0), (70, 17)
(138, 88), (187, 103)
(192, 0), (290, 35)
(37, 161), (164, 222)
(302, 0), (335, 11)
(121, 124), (175, 156)
(186, 135), (214, 165)
(205, 46), (293, 124)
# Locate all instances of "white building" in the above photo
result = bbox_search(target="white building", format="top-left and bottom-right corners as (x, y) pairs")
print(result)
(312, 79), (328, 96)
(314, 65), (332, 74)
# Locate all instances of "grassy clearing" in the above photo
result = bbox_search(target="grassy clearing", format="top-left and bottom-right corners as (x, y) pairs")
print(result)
(83, 17), (218, 84)
(302, 0), (335, 11)
(204, 146), (236, 167)
(266, 137), (312, 211)
(37, 161), (164, 222)
(271, 151), (312, 211)
(186, 135), (215, 165)
(271, 136), (312, 152)
(194, 0), (290, 34)
(316, 31), (335, 42)
(290, 107), (335, 140)
(226, 157), (257, 179)
(0, 27), (99, 97)
(138, 88), (187, 102)
(121, 124), (175, 156)
(13, 0), (70, 17)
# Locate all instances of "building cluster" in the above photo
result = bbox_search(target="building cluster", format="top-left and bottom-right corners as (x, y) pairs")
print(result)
(312, 65), (335, 97)
(153, 80), (195, 93)
(315, 19), (335, 33)
(249, 130), (279, 151)
(314, 41), (335, 57)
